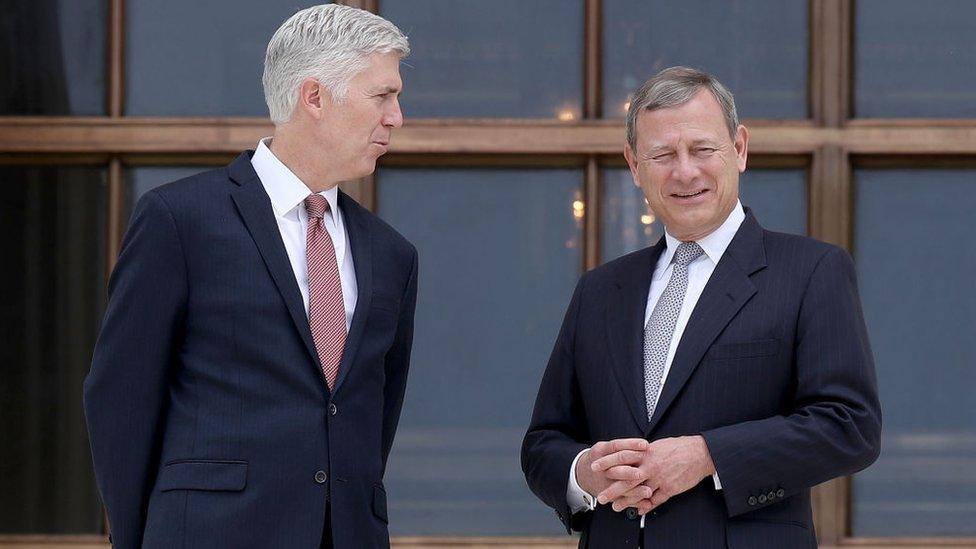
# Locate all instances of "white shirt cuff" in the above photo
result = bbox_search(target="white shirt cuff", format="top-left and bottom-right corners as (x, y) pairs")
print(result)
(712, 471), (723, 490)
(566, 448), (597, 513)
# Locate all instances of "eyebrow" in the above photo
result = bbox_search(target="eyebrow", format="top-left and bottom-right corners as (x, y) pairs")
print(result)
(644, 145), (673, 155)
(369, 85), (401, 95)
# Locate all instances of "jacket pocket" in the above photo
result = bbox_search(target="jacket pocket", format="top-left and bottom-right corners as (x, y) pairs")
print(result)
(706, 339), (780, 360)
(157, 459), (248, 492)
(372, 483), (389, 524)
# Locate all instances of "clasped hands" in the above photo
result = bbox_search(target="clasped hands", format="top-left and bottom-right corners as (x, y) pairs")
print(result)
(576, 436), (716, 516)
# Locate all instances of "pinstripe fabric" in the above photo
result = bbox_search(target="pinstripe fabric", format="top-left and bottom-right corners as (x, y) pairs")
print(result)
(305, 194), (346, 389)
(523, 209), (880, 548)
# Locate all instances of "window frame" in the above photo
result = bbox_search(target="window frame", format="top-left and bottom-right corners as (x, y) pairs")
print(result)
(1, 0), (975, 546)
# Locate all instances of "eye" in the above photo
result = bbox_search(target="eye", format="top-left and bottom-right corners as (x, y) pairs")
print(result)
(695, 147), (717, 155)
(651, 152), (674, 161)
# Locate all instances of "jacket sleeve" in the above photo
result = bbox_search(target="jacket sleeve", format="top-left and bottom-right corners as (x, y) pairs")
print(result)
(380, 246), (419, 473)
(83, 191), (188, 548)
(701, 246), (882, 517)
(521, 275), (591, 533)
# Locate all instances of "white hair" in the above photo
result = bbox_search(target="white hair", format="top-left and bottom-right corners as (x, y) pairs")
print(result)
(626, 66), (739, 150)
(262, 4), (410, 125)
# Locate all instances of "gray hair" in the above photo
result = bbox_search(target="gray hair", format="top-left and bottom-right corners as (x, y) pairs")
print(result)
(263, 4), (410, 125)
(625, 66), (739, 150)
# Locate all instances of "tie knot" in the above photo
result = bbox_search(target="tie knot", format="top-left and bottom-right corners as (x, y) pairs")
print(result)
(304, 194), (329, 219)
(673, 241), (704, 267)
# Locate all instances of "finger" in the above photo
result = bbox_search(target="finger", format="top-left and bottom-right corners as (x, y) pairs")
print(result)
(591, 449), (644, 471)
(596, 479), (641, 504)
(611, 496), (643, 512)
(609, 485), (654, 512)
(603, 465), (646, 481)
(649, 486), (671, 508)
(636, 500), (655, 516)
(606, 438), (650, 454)
(588, 440), (612, 460)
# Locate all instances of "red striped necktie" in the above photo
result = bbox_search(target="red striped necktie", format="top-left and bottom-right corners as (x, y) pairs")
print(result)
(304, 194), (346, 390)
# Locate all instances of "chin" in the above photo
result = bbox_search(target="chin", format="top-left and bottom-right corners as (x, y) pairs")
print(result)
(355, 160), (379, 178)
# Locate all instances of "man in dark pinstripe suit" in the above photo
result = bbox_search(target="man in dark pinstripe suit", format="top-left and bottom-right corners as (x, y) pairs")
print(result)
(522, 67), (881, 548)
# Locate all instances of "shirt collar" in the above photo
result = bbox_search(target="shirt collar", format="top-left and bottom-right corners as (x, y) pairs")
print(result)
(661, 200), (746, 266)
(251, 137), (340, 219)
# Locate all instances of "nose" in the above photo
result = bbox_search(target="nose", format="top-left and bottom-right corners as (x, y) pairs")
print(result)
(672, 150), (700, 183)
(384, 97), (403, 128)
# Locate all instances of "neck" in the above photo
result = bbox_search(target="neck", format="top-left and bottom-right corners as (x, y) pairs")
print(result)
(269, 128), (341, 193)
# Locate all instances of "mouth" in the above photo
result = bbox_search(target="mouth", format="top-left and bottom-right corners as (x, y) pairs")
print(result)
(671, 189), (709, 199)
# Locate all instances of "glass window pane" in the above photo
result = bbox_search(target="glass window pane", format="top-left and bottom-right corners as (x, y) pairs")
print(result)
(380, 0), (583, 118)
(855, 0), (976, 118)
(125, 1), (328, 116)
(602, 0), (807, 119)
(377, 168), (582, 535)
(601, 167), (806, 262)
(0, 165), (107, 533)
(1, 1), (106, 115)
(852, 169), (976, 536)
(125, 166), (209, 221)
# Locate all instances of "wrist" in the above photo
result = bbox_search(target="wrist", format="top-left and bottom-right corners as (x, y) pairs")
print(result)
(696, 435), (716, 478)
(575, 449), (596, 494)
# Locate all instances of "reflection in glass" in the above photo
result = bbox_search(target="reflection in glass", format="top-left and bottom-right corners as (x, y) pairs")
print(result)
(377, 168), (582, 535)
(1, 1), (106, 115)
(0, 166), (106, 533)
(125, 1), (327, 116)
(380, 0), (583, 118)
(855, 0), (976, 117)
(602, 0), (807, 119)
(852, 169), (976, 536)
(601, 168), (806, 262)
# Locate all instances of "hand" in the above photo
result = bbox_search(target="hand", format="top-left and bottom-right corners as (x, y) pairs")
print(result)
(575, 438), (649, 503)
(590, 435), (716, 515)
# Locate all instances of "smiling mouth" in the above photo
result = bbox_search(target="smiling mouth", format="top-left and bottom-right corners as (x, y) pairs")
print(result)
(672, 189), (708, 198)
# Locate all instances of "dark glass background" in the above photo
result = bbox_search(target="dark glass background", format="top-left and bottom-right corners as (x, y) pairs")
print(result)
(0, 166), (107, 533)
(0, 1), (106, 115)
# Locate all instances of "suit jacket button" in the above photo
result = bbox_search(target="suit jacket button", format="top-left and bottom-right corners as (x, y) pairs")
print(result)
(758, 494), (767, 504)
(767, 491), (776, 500)
(625, 508), (639, 520)
(747, 496), (758, 506)
(314, 470), (328, 484)
(329, 403), (338, 416)
(776, 488), (785, 498)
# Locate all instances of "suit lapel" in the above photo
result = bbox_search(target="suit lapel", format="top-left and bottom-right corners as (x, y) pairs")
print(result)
(331, 191), (372, 396)
(227, 152), (325, 392)
(645, 213), (767, 435)
(606, 241), (664, 434)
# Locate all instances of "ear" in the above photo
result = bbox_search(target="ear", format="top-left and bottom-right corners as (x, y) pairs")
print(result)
(624, 144), (641, 187)
(297, 78), (327, 119)
(733, 124), (749, 173)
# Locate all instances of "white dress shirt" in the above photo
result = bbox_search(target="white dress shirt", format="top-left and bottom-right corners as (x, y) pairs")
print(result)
(566, 201), (747, 521)
(250, 138), (357, 329)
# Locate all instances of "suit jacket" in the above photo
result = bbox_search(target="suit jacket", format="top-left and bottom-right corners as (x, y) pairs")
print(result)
(84, 152), (419, 549)
(522, 211), (881, 549)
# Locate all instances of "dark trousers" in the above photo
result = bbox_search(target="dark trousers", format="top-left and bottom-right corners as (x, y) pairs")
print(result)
(320, 501), (333, 549)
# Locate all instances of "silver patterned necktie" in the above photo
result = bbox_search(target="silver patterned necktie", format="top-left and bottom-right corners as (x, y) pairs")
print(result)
(644, 241), (704, 420)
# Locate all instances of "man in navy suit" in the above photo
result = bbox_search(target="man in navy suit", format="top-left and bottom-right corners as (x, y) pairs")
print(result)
(522, 67), (881, 548)
(84, 5), (416, 548)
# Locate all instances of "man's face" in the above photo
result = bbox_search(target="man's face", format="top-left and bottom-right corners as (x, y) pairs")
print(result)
(313, 52), (403, 181)
(624, 89), (748, 242)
